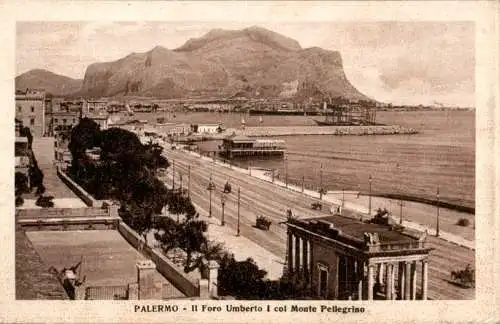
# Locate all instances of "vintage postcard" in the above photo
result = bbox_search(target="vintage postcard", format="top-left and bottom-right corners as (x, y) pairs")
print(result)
(1, 1), (498, 323)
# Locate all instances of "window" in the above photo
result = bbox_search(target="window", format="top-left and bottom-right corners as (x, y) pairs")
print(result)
(31, 106), (34, 113)
(54, 118), (58, 124)
(63, 119), (67, 124)
(72, 118), (76, 124)
(17, 105), (21, 113)
(30, 118), (35, 126)
(318, 263), (329, 299)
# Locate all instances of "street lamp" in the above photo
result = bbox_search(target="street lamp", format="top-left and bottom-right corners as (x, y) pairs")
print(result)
(207, 175), (216, 218)
(172, 160), (175, 189)
(368, 175), (372, 216)
(236, 186), (241, 236)
(221, 193), (227, 226)
(188, 165), (191, 198)
(284, 155), (288, 188)
(319, 163), (324, 200)
(436, 186), (440, 237)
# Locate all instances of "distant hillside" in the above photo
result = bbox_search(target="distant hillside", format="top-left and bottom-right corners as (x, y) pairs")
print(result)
(15, 69), (83, 96)
(77, 26), (371, 101)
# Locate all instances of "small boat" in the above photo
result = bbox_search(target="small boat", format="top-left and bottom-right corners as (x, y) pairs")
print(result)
(259, 116), (263, 123)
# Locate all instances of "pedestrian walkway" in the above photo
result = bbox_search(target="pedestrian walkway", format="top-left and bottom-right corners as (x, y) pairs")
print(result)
(192, 202), (285, 281)
(31, 137), (81, 200)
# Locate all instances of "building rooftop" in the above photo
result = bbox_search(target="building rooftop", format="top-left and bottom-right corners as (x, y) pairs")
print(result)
(288, 214), (429, 253)
(224, 133), (255, 143)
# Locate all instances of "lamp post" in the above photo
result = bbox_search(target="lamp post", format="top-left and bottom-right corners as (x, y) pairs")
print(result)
(368, 175), (372, 216)
(319, 163), (324, 200)
(172, 160), (175, 189)
(285, 155), (288, 188)
(399, 200), (404, 225)
(436, 186), (440, 237)
(207, 175), (216, 218)
(221, 193), (227, 226)
(188, 165), (191, 198)
(237, 186), (241, 236)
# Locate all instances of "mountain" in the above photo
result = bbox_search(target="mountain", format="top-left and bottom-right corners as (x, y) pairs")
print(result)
(15, 69), (83, 96)
(38, 26), (371, 101)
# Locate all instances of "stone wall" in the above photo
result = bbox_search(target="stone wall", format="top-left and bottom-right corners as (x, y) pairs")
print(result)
(117, 221), (200, 297)
(56, 166), (104, 207)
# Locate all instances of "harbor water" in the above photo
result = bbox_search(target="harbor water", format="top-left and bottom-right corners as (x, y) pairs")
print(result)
(134, 110), (475, 209)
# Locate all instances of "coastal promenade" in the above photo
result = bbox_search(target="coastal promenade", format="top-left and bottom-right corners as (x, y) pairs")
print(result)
(161, 146), (474, 300)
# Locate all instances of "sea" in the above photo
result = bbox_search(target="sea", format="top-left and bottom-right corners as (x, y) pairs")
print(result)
(132, 110), (475, 209)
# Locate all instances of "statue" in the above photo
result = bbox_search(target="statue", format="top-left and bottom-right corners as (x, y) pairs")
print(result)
(363, 232), (380, 245)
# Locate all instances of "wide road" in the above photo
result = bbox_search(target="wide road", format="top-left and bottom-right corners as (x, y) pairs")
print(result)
(162, 149), (475, 300)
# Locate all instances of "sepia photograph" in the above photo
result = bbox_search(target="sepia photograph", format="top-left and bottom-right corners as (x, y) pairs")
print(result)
(3, 1), (498, 323)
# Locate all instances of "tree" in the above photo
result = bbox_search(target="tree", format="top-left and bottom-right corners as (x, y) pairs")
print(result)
(19, 126), (33, 149)
(68, 117), (101, 160)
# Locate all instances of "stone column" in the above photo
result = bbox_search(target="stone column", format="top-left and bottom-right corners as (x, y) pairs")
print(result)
(357, 260), (364, 300)
(128, 283), (139, 300)
(398, 262), (405, 300)
(411, 261), (417, 300)
(390, 263), (396, 300)
(136, 260), (162, 300)
(308, 241), (314, 290)
(385, 263), (393, 300)
(367, 264), (374, 300)
(208, 260), (219, 298)
(377, 263), (384, 285)
(288, 232), (294, 274)
(404, 262), (412, 300)
(421, 260), (428, 300)
(302, 238), (309, 280)
(295, 235), (301, 275)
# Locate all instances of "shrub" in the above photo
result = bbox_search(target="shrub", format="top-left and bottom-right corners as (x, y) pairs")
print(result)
(456, 218), (470, 227)
(35, 195), (54, 208)
(256, 215), (272, 231)
(15, 172), (29, 195)
(451, 264), (475, 288)
(15, 196), (24, 207)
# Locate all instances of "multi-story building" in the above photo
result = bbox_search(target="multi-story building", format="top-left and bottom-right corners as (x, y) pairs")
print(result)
(83, 99), (108, 115)
(86, 114), (110, 130)
(15, 89), (46, 137)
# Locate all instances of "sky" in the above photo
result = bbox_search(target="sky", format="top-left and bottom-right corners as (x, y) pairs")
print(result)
(16, 21), (475, 107)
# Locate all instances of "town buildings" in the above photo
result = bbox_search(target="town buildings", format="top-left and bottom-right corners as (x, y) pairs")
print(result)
(192, 123), (223, 134)
(15, 89), (46, 136)
(285, 215), (432, 300)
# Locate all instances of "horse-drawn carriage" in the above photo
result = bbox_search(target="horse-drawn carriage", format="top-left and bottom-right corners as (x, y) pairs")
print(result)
(311, 202), (322, 210)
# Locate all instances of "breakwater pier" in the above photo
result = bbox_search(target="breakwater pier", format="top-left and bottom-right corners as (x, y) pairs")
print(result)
(230, 125), (418, 137)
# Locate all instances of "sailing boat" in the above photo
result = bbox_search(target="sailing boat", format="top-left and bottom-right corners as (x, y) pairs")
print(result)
(259, 116), (263, 124)
(125, 103), (134, 116)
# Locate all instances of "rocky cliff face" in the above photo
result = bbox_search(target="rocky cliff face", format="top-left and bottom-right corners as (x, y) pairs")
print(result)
(21, 26), (371, 101)
(15, 69), (82, 96)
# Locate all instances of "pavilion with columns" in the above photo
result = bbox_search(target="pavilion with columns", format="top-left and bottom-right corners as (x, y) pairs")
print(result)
(285, 215), (432, 300)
